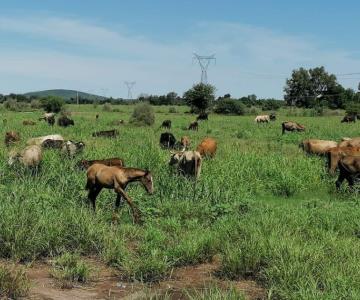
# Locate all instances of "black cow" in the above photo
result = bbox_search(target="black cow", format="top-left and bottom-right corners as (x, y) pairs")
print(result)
(341, 114), (356, 123)
(160, 120), (172, 130)
(58, 116), (74, 127)
(160, 132), (176, 149)
(196, 113), (208, 121)
(188, 121), (199, 131)
(42, 139), (64, 149)
(270, 113), (276, 121)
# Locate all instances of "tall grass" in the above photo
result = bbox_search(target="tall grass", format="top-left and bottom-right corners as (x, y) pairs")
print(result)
(0, 106), (359, 298)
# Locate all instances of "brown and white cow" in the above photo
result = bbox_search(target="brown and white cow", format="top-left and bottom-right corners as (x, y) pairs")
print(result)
(169, 151), (202, 179)
(282, 121), (305, 134)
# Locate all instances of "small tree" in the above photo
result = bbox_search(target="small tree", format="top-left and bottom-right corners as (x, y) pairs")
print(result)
(130, 102), (155, 126)
(40, 96), (64, 113)
(214, 99), (245, 115)
(183, 83), (215, 113)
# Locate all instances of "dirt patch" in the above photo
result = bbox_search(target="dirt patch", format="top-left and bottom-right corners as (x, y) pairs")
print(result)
(2, 258), (265, 300)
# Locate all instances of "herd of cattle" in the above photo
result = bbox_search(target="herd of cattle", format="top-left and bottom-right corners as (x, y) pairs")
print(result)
(2, 110), (359, 222)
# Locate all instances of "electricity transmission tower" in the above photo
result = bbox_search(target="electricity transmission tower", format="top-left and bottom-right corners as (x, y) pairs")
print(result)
(124, 81), (136, 99)
(193, 53), (216, 84)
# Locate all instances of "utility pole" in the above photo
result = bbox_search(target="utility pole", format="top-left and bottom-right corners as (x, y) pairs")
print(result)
(193, 53), (216, 84)
(124, 81), (136, 99)
(76, 91), (79, 105)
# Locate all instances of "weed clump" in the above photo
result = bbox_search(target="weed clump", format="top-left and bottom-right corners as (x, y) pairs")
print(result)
(130, 102), (155, 126)
(0, 265), (29, 299)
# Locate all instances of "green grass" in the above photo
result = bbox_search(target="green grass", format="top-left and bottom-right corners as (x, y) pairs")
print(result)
(0, 105), (359, 299)
(0, 265), (29, 299)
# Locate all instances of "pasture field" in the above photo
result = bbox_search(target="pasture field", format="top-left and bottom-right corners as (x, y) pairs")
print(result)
(0, 104), (360, 299)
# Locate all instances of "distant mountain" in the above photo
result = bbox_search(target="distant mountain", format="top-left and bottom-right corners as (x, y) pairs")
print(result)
(24, 89), (106, 101)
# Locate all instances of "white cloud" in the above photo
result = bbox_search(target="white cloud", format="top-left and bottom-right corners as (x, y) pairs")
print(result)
(0, 16), (359, 98)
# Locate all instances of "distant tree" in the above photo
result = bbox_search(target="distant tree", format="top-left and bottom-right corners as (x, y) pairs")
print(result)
(130, 102), (155, 126)
(284, 66), (348, 108)
(214, 99), (245, 115)
(223, 93), (231, 98)
(183, 83), (215, 113)
(358, 82), (360, 92)
(40, 96), (64, 113)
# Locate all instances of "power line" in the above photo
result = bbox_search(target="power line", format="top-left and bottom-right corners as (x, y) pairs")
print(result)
(124, 81), (136, 99)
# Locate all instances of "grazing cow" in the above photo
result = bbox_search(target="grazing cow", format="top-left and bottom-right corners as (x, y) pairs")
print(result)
(255, 115), (270, 123)
(169, 150), (202, 179)
(58, 116), (74, 127)
(299, 139), (338, 156)
(341, 114), (356, 123)
(160, 132), (177, 149)
(27, 134), (64, 146)
(160, 120), (172, 130)
(180, 136), (191, 150)
(42, 139), (64, 149)
(327, 146), (360, 175)
(92, 129), (119, 138)
(23, 120), (36, 126)
(188, 121), (199, 131)
(8, 145), (42, 168)
(269, 113), (276, 121)
(5, 131), (20, 147)
(196, 137), (217, 158)
(61, 140), (85, 157)
(335, 155), (360, 190)
(39, 113), (55, 126)
(86, 164), (154, 223)
(196, 113), (208, 121)
(282, 121), (305, 134)
(96, 114), (99, 120)
(77, 158), (125, 170)
(339, 137), (360, 148)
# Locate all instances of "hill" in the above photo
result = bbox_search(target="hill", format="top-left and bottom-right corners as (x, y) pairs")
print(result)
(24, 89), (105, 101)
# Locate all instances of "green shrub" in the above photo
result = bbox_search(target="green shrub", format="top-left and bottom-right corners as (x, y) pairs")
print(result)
(130, 102), (155, 126)
(40, 96), (64, 113)
(102, 103), (113, 112)
(51, 253), (91, 284)
(30, 99), (42, 109)
(345, 102), (360, 116)
(168, 106), (177, 113)
(214, 99), (245, 115)
(0, 265), (29, 299)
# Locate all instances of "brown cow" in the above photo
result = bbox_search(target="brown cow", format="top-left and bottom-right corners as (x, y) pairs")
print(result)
(335, 155), (360, 190)
(339, 137), (360, 148)
(180, 136), (191, 150)
(196, 137), (217, 158)
(327, 146), (360, 175)
(5, 131), (20, 147)
(282, 121), (305, 134)
(23, 120), (36, 126)
(299, 139), (337, 155)
(188, 121), (199, 131)
(169, 150), (202, 179)
(92, 129), (119, 138)
(77, 158), (125, 170)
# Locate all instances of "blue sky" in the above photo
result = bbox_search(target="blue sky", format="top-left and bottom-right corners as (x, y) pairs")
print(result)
(0, 0), (360, 98)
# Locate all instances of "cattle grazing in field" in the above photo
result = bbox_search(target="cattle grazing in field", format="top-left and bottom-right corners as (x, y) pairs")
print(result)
(58, 116), (74, 127)
(269, 113), (276, 121)
(196, 137), (217, 158)
(197, 113), (208, 121)
(341, 114), (356, 123)
(188, 121), (199, 131)
(255, 115), (270, 123)
(61, 140), (85, 157)
(180, 136), (191, 150)
(23, 120), (36, 126)
(282, 121), (305, 134)
(160, 132), (176, 149)
(92, 129), (119, 138)
(169, 150), (202, 179)
(327, 146), (360, 175)
(42, 139), (64, 149)
(77, 157), (125, 170)
(8, 145), (42, 168)
(339, 137), (360, 148)
(299, 139), (338, 156)
(5, 131), (20, 147)
(27, 134), (64, 146)
(335, 155), (360, 190)
(160, 120), (172, 130)
(86, 164), (154, 223)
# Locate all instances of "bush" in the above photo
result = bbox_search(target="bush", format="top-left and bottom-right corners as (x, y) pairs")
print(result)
(40, 96), (64, 113)
(130, 103), (155, 126)
(30, 99), (42, 109)
(103, 103), (113, 112)
(0, 265), (29, 299)
(3, 99), (19, 111)
(214, 99), (245, 115)
(168, 106), (177, 113)
(345, 102), (360, 116)
(247, 106), (261, 116)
